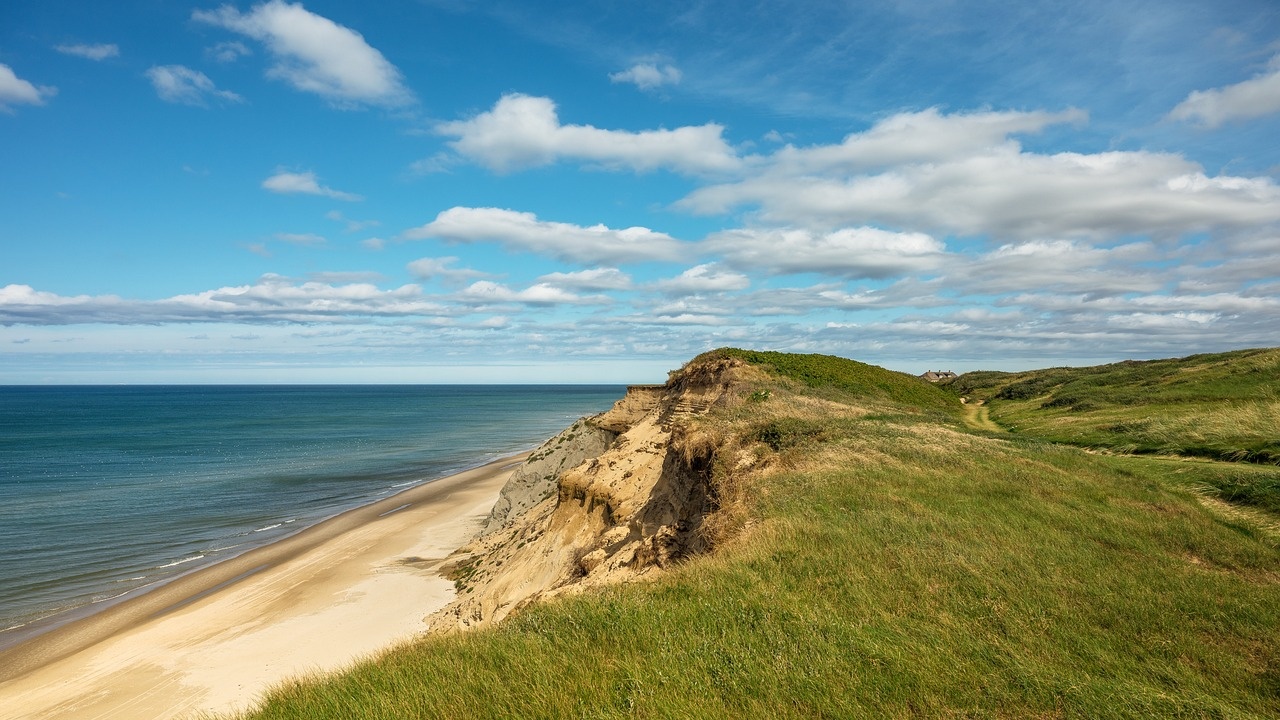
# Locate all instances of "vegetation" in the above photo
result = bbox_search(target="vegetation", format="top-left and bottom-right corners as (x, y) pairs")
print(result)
(234, 349), (1280, 719)
(944, 348), (1280, 464)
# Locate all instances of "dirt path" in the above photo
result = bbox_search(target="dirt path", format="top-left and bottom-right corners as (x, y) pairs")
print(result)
(962, 402), (1004, 432)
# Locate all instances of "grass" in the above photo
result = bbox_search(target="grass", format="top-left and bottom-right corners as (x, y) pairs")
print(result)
(943, 348), (1280, 465)
(233, 350), (1280, 719)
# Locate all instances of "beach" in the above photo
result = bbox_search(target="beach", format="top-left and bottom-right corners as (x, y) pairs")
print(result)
(0, 454), (523, 720)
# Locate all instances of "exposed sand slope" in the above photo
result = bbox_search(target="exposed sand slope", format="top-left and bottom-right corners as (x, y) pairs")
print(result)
(429, 358), (761, 633)
(0, 457), (521, 720)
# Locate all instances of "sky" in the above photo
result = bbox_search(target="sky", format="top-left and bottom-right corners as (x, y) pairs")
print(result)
(2, 0), (1279, 384)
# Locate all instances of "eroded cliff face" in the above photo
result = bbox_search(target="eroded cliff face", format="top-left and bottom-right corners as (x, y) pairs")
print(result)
(479, 418), (618, 537)
(427, 355), (758, 633)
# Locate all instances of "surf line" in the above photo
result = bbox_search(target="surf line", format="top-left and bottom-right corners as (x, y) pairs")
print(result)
(379, 503), (412, 518)
(149, 564), (270, 620)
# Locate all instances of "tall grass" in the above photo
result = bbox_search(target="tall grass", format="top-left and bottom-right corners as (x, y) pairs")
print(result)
(235, 352), (1280, 719)
(946, 348), (1280, 468)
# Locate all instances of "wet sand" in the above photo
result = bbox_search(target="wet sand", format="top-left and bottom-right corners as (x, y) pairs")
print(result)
(0, 454), (523, 719)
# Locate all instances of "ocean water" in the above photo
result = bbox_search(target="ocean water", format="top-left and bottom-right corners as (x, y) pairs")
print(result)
(0, 385), (623, 641)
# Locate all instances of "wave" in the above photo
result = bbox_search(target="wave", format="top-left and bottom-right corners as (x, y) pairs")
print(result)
(156, 554), (205, 569)
(254, 523), (282, 533)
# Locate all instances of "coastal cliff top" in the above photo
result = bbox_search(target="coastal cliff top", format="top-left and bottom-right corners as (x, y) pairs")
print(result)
(239, 347), (1280, 720)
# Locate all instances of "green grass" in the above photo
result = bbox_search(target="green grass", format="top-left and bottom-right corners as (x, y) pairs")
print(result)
(234, 349), (1280, 720)
(945, 348), (1280, 466)
(708, 348), (961, 418)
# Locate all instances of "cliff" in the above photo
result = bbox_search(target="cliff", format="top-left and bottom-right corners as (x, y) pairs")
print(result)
(427, 354), (762, 632)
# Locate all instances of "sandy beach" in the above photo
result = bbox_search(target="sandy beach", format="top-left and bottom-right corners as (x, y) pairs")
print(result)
(0, 454), (523, 720)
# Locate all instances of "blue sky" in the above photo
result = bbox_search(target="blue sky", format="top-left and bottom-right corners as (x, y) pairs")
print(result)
(2, 0), (1279, 383)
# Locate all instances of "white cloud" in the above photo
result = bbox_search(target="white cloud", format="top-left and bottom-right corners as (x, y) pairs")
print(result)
(957, 240), (1161, 296)
(145, 65), (243, 106)
(609, 62), (682, 90)
(655, 264), (750, 295)
(0, 63), (56, 112)
(1169, 55), (1280, 128)
(208, 40), (252, 63)
(707, 226), (946, 278)
(407, 256), (489, 283)
(765, 107), (1087, 174)
(536, 268), (633, 291)
(683, 109), (1280, 241)
(54, 43), (120, 61)
(403, 207), (686, 265)
(0, 278), (447, 325)
(274, 232), (326, 245)
(435, 93), (740, 174)
(361, 237), (386, 250)
(456, 281), (602, 306)
(262, 170), (362, 201)
(193, 0), (412, 108)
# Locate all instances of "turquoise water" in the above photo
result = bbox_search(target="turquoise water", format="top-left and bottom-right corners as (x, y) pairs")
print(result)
(0, 385), (622, 640)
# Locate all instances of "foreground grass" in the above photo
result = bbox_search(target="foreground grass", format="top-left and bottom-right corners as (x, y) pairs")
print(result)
(236, 354), (1280, 719)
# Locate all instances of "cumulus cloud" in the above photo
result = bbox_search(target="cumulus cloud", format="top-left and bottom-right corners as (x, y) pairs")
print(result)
(0, 278), (446, 325)
(193, 0), (412, 108)
(536, 268), (633, 291)
(764, 107), (1087, 174)
(610, 62), (682, 90)
(456, 281), (603, 306)
(683, 108), (1280, 241)
(407, 256), (489, 283)
(404, 207), (686, 265)
(262, 170), (362, 201)
(0, 63), (56, 112)
(1169, 55), (1280, 128)
(146, 65), (243, 106)
(436, 93), (740, 174)
(655, 264), (750, 295)
(54, 43), (120, 61)
(707, 226), (946, 278)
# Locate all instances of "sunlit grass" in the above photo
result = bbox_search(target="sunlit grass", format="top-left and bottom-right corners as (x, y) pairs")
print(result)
(231, 351), (1280, 719)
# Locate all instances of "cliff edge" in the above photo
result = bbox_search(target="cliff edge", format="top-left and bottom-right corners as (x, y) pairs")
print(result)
(428, 354), (761, 632)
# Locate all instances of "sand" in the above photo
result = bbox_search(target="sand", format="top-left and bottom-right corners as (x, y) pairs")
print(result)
(0, 455), (523, 720)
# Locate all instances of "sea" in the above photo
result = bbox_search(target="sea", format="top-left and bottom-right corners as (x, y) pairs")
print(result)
(0, 384), (624, 645)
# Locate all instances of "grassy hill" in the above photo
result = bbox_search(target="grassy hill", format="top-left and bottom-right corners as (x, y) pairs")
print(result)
(235, 349), (1280, 719)
(945, 347), (1280, 464)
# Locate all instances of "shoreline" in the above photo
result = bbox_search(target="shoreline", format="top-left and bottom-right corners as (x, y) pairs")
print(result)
(0, 452), (526, 719)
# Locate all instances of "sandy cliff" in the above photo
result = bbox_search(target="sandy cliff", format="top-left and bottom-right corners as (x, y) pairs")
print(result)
(428, 355), (760, 632)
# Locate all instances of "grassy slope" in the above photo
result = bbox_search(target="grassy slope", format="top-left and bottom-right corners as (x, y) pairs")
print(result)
(236, 351), (1280, 719)
(943, 348), (1280, 515)
(945, 348), (1280, 464)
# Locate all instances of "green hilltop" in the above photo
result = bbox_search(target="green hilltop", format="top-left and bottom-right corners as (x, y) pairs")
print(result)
(236, 349), (1280, 719)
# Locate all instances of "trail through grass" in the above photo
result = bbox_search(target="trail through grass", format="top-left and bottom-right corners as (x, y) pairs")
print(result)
(961, 401), (1003, 433)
